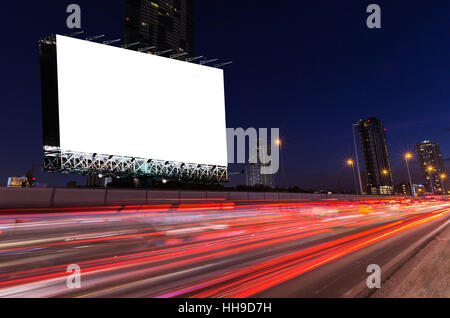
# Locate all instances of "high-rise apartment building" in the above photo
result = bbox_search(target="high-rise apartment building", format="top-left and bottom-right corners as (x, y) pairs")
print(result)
(358, 118), (394, 195)
(124, 0), (195, 55)
(416, 140), (447, 195)
(246, 142), (275, 188)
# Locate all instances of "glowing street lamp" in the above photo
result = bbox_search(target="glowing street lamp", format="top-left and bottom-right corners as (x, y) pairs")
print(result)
(382, 169), (389, 175)
(404, 153), (414, 196)
(427, 166), (436, 195)
(440, 173), (447, 195)
(275, 138), (286, 188)
(347, 159), (358, 194)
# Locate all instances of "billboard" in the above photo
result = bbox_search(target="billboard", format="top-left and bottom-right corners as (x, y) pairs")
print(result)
(55, 35), (228, 167)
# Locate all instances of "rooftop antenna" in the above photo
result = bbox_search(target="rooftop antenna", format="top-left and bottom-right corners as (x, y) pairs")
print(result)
(154, 49), (173, 56)
(200, 58), (219, 65)
(138, 46), (156, 52)
(170, 52), (188, 59)
(86, 35), (105, 41)
(214, 61), (233, 68)
(122, 42), (140, 49)
(103, 39), (121, 45)
(185, 56), (204, 62)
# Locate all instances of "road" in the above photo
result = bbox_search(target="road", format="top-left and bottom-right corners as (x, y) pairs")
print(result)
(0, 198), (448, 298)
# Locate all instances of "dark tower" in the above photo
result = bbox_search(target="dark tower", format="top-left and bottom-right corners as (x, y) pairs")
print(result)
(358, 118), (394, 195)
(416, 140), (447, 195)
(124, 0), (195, 56)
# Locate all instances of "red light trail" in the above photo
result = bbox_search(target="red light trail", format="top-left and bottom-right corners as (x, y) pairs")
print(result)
(0, 198), (448, 298)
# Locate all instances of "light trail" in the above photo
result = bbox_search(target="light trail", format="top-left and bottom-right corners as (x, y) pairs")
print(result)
(0, 198), (448, 298)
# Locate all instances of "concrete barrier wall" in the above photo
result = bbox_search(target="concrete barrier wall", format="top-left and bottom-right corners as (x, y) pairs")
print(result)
(264, 193), (280, 201)
(206, 192), (229, 200)
(248, 192), (265, 201)
(53, 188), (106, 207)
(180, 191), (207, 200)
(278, 193), (292, 200)
(229, 192), (249, 201)
(0, 187), (54, 208)
(106, 189), (147, 206)
(147, 190), (180, 201)
(0, 186), (441, 209)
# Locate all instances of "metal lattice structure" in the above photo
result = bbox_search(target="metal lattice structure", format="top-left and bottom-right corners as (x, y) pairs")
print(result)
(43, 146), (228, 184)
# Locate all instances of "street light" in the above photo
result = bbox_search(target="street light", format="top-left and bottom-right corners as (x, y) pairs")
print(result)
(382, 169), (389, 175)
(276, 138), (286, 188)
(347, 159), (358, 195)
(352, 123), (363, 194)
(440, 173), (447, 195)
(404, 153), (414, 196)
(427, 166), (435, 195)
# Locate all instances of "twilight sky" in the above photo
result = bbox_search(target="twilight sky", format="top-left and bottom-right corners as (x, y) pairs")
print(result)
(0, 0), (449, 190)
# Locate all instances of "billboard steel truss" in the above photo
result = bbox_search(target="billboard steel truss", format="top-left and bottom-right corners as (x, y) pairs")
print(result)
(43, 147), (228, 183)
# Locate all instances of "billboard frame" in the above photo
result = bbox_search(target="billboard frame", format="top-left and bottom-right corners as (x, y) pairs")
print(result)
(43, 146), (228, 183)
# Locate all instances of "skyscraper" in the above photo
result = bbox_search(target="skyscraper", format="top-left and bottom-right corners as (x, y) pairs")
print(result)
(246, 142), (275, 188)
(357, 118), (394, 195)
(416, 140), (447, 195)
(124, 0), (195, 55)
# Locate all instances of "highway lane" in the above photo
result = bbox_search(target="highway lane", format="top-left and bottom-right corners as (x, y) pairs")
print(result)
(0, 198), (448, 298)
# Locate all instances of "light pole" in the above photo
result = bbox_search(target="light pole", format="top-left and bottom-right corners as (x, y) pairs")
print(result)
(347, 159), (358, 195)
(352, 123), (363, 194)
(427, 166), (435, 195)
(275, 139), (286, 188)
(404, 153), (414, 196)
(440, 173), (447, 195)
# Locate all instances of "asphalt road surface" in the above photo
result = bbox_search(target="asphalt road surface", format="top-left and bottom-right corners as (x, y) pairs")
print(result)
(0, 198), (448, 298)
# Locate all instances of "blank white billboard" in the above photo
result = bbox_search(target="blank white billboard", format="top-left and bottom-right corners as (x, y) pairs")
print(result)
(55, 35), (228, 167)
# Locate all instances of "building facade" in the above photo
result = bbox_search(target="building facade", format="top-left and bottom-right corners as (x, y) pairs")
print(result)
(358, 118), (394, 195)
(7, 177), (30, 188)
(416, 140), (447, 195)
(412, 184), (426, 197)
(124, 0), (195, 55)
(246, 142), (275, 188)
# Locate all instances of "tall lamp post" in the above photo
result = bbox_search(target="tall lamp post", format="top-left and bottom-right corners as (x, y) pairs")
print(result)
(427, 166), (435, 195)
(404, 153), (414, 196)
(352, 123), (363, 194)
(440, 173), (447, 195)
(275, 138), (285, 188)
(347, 159), (358, 195)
